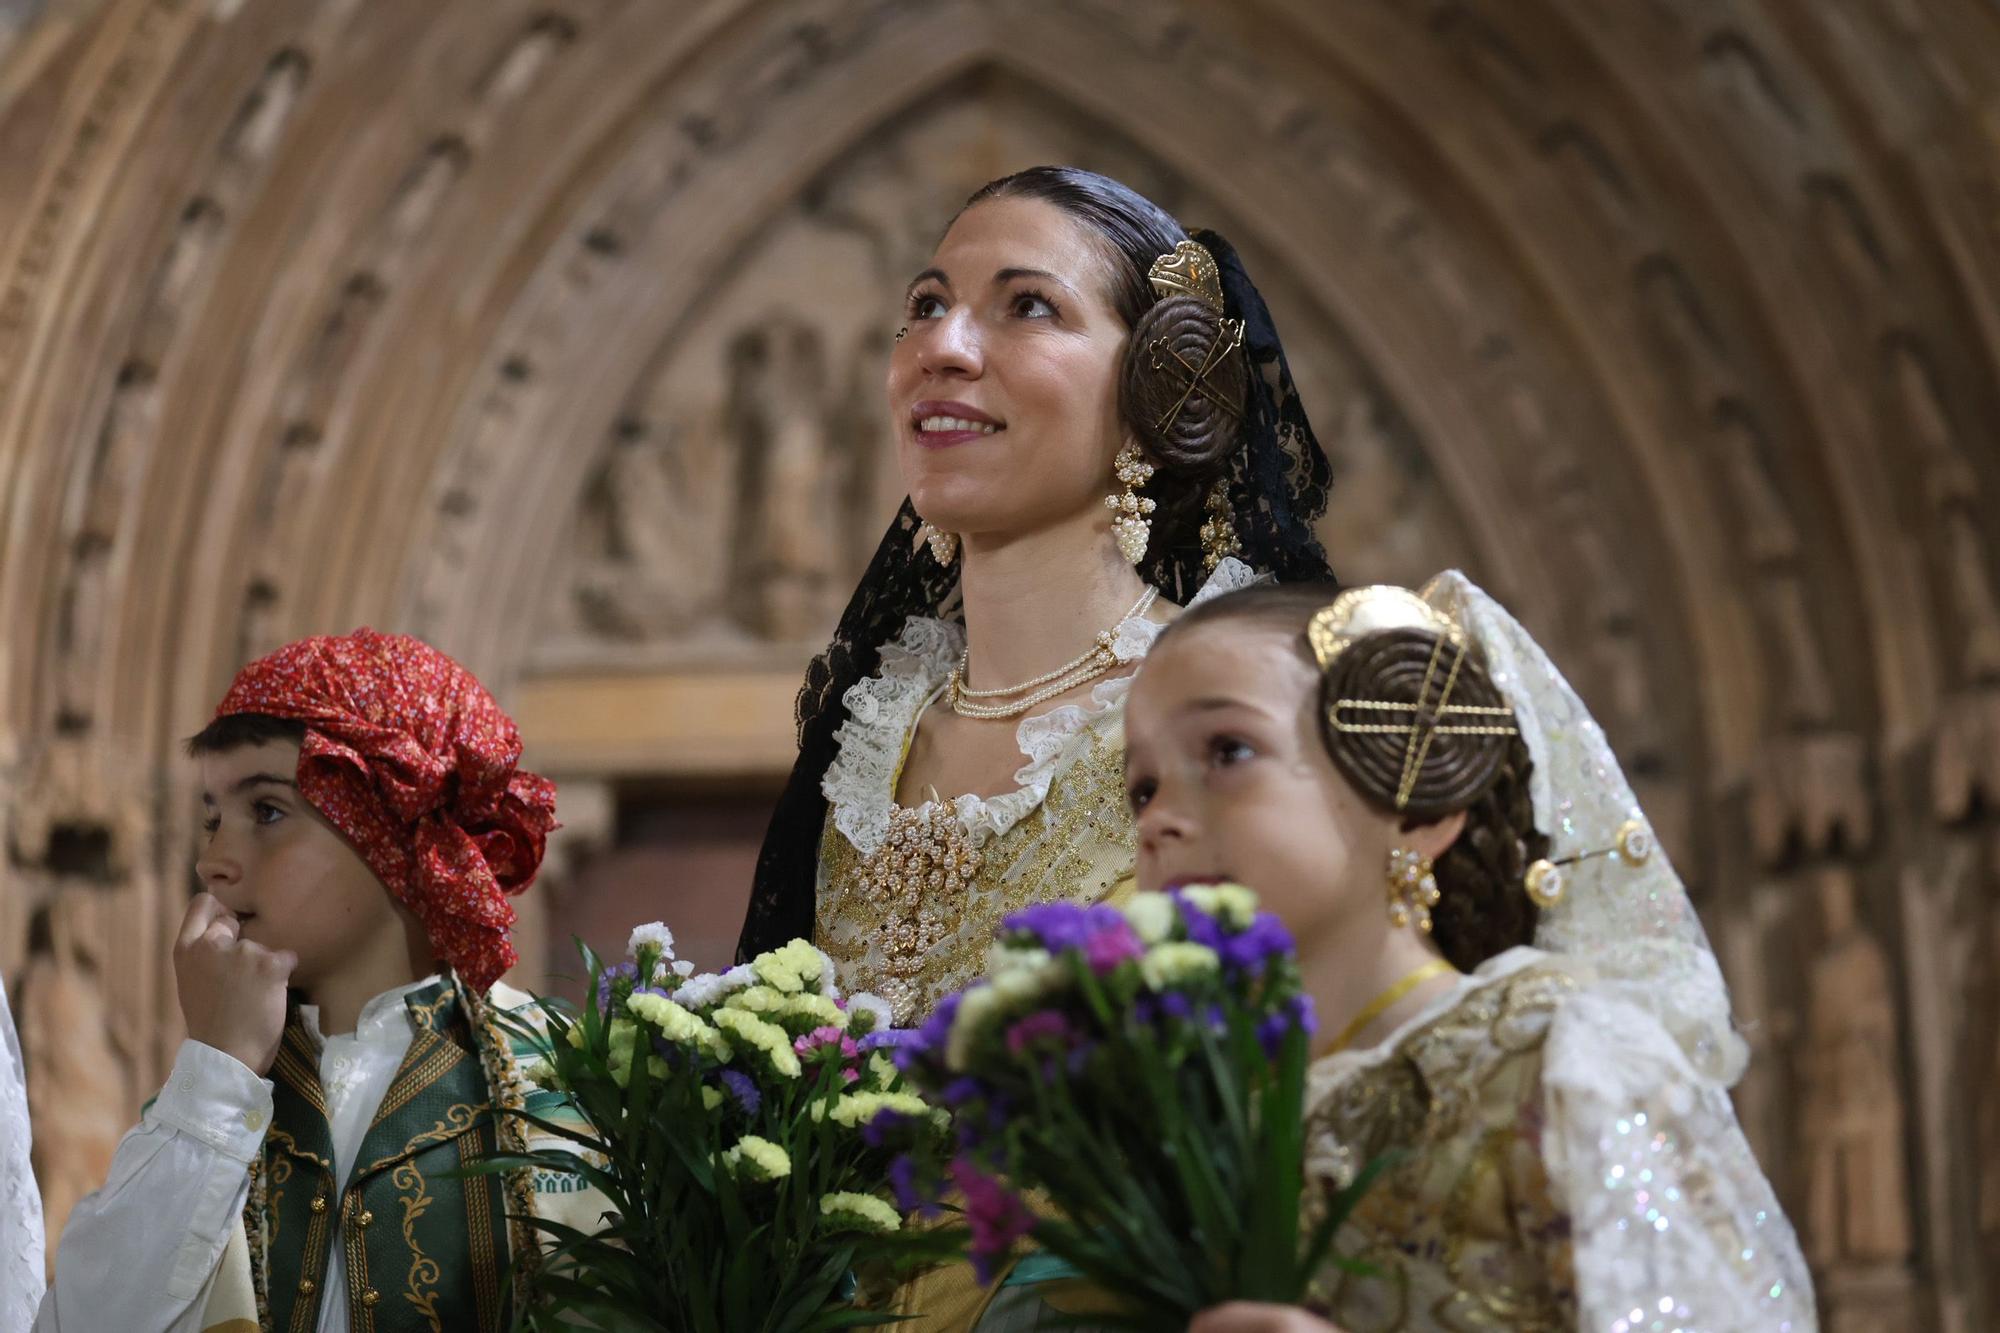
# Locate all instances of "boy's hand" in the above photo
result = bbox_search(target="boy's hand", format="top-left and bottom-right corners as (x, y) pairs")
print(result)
(174, 892), (296, 1076)
(1190, 1306), (1346, 1333)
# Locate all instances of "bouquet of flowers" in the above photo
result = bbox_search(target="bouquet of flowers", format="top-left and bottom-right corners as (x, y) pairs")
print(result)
(493, 924), (949, 1332)
(891, 886), (1384, 1328)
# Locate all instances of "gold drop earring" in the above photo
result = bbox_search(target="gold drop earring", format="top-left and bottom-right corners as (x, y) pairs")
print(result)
(1106, 443), (1156, 565)
(1385, 846), (1441, 933)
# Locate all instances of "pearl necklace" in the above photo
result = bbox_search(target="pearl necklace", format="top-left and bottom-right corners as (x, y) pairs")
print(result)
(948, 586), (1159, 719)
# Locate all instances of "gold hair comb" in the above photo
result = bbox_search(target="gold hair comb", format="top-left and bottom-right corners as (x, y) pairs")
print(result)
(1148, 240), (1227, 312)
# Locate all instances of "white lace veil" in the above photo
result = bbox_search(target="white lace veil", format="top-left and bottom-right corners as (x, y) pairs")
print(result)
(1421, 570), (1748, 1086)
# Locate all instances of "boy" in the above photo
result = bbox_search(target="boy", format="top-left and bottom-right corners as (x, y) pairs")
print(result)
(37, 628), (590, 1332)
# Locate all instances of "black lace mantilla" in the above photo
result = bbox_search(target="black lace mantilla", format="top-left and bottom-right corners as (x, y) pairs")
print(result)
(736, 227), (1337, 962)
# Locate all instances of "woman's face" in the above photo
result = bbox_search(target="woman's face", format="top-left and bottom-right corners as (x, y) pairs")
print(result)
(889, 196), (1134, 545)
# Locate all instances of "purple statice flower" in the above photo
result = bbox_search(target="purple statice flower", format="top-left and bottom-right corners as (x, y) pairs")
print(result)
(1003, 1010), (1072, 1058)
(717, 1067), (760, 1117)
(858, 1028), (913, 1053)
(952, 1091), (1015, 1155)
(596, 962), (639, 1015)
(1082, 918), (1145, 975)
(648, 1033), (688, 1071)
(888, 1153), (927, 1213)
(1219, 912), (1296, 974)
(939, 1076), (986, 1109)
(1002, 902), (1136, 957)
(1171, 894), (1230, 951)
(860, 1108), (912, 1149)
(952, 1158), (1038, 1284)
(1001, 902), (1099, 953)
(1257, 993), (1319, 1058)
(903, 991), (962, 1069)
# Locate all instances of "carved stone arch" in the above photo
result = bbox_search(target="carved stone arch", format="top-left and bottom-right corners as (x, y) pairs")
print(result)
(376, 2), (1704, 755)
(5, 2), (1999, 1320)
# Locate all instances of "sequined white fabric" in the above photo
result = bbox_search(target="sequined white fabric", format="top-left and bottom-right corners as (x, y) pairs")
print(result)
(823, 557), (1260, 857)
(1419, 571), (1814, 1328)
(1542, 977), (1815, 1331)
(1, 972), (44, 1332)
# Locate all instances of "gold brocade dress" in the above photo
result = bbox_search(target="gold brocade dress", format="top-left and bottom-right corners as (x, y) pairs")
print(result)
(1299, 949), (1814, 1333)
(813, 559), (1256, 1028)
(1303, 959), (1580, 1330)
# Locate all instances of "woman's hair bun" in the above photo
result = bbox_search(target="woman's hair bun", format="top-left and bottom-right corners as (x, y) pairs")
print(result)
(1120, 292), (1247, 473)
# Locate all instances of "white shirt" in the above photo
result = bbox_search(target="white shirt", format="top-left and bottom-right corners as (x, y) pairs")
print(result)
(2, 973), (45, 1333)
(34, 977), (436, 1333)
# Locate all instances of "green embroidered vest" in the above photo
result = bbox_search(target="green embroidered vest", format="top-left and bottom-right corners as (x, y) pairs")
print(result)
(260, 980), (513, 1333)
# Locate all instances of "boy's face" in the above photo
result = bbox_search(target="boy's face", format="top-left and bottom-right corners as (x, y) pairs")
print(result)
(195, 738), (407, 989)
(1124, 623), (1405, 958)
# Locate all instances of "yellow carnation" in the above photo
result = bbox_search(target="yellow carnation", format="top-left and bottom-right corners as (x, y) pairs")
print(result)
(819, 1191), (901, 1234)
(1178, 883), (1259, 929)
(1139, 941), (1220, 991)
(721, 1134), (791, 1183)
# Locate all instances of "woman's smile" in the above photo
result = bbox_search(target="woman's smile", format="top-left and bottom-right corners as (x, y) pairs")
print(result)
(909, 398), (1006, 448)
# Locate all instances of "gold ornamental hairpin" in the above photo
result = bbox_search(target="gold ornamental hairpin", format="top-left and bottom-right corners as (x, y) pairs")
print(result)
(1307, 587), (1454, 670)
(1308, 587), (1518, 811)
(1522, 820), (1654, 908)
(1146, 240), (1246, 433)
(1148, 240), (1227, 311)
(1148, 321), (1246, 432)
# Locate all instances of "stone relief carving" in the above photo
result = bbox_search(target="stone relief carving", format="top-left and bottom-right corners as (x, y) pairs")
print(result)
(17, 885), (136, 1264)
(529, 82), (1456, 670)
(1798, 869), (1911, 1268)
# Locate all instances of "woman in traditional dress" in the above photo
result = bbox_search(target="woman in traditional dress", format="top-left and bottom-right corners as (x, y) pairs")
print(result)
(735, 165), (1338, 1028)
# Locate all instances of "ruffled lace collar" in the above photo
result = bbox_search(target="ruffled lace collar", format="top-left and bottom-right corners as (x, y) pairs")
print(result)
(824, 557), (1260, 856)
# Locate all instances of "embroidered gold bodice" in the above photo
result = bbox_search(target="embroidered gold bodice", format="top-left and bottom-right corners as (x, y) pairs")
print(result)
(816, 729), (1135, 1025)
(1303, 964), (1581, 1332)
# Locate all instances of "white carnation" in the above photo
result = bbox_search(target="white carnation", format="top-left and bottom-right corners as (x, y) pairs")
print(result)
(626, 922), (676, 960)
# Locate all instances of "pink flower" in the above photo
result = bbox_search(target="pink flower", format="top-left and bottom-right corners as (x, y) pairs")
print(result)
(794, 1025), (860, 1060)
(796, 1025), (862, 1084)
(951, 1158), (1037, 1284)
(1082, 919), (1145, 975)
(1004, 1010), (1072, 1057)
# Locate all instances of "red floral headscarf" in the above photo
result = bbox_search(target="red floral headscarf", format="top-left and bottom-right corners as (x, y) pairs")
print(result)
(213, 628), (559, 992)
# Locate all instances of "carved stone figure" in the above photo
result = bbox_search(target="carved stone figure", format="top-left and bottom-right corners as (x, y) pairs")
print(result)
(1798, 869), (1912, 1267)
(726, 320), (846, 641)
(16, 889), (131, 1265)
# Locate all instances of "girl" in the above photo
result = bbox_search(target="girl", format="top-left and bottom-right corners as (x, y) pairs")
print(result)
(1123, 576), (1814, 1332)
